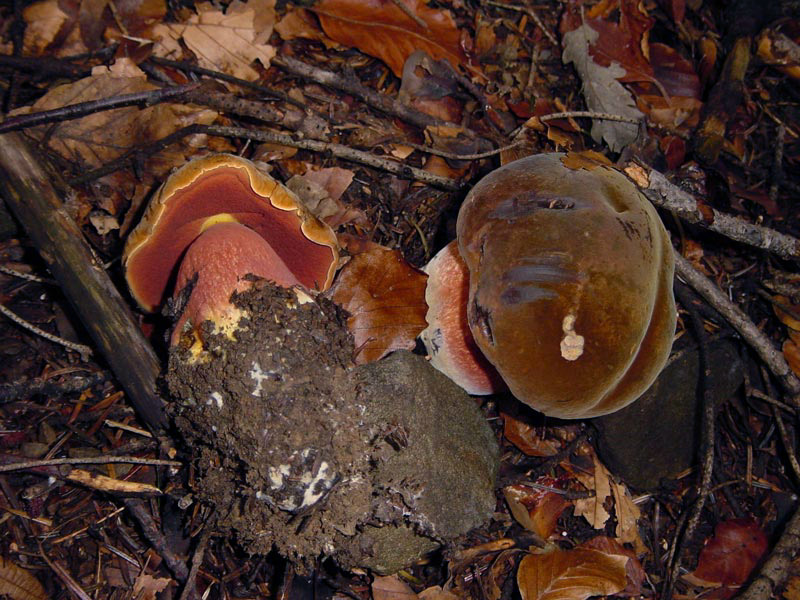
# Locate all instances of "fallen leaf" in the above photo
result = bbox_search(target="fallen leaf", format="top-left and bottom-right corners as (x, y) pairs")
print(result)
(275, 6), (335, 45)
(311, 0), (472, 77)
(580, 536), (645, 597)
(690, 519), (768, 586)
(151, 0), (276, 81)
(22, 0), (85, 57)
(418, 586), (459, 600)
(0, 556), (47, 600)
(329, 247), (428, 364)
(562, 23), (643, 152)
(287, 167), (366, 228)
(132, 573), (172, 600)
(504, 480), (570, 539)
(502, 414), (560, 457)
(517, 547), (628, 600)
(373, 575), (418, 600)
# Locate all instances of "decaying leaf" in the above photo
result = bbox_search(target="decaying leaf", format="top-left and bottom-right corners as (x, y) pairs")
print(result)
(418, 586), (459, 600)
(689, 519), (768, 586)
(22, 0), (83, 56)
(580, 537), (645, 597)
(329, 247), (428, 364)
(311, 0), (471, 77)
(562, 23), (643, 152)
(0, 556), (47, 600)
(517, 547), (628, 600)
(502, 414), (560, 457)
(150, 0), (276, 81)
(504, 480), (570, 539)
(12, 59), (217, 169)
(287, 166), (366, 227)
(372, 575), (418, 600)
(132, 573), (172, 600)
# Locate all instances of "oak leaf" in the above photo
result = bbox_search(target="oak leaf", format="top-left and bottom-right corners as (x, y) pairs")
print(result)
(311, 0), (471, 77)
(517, 547), (628, 600)
(329, 247), (428, 364)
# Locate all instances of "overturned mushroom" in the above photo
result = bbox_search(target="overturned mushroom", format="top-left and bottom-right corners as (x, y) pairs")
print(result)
(425, 153), (676, 419)
(123, 154), (339, 353)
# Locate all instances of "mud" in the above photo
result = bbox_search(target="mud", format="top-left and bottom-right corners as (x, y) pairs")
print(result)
(167, 280), (498, 573)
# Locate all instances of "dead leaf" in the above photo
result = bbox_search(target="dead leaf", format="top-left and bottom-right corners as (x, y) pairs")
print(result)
(287, 167), (365, 228)
(132, 573), (172, 600)
(22, 0), (85, 57)
(0, 556), (47, 600)
(580, 536), (645, 597)
(372, 575), (418, 600)
(560, 150), (612, 170)
(150, 0), (276, 81)
(517, 547), (628, 600)
(12, 59), (217, 169)
(561, 23), (643, 152)
(329, 247), (428, 364)
(502, 414), (560, 457)
(275, 6), (337, 46)
(785, 339), (800, 378)
(418, 586), (459, 600)
(504, 480), (570, 539)
(311, 0), (472, 77)
(689, 519), (768, 586)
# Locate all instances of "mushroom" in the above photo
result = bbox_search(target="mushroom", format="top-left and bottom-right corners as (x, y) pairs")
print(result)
(425, 153), (676, 419)
(123, 154), (339, 352)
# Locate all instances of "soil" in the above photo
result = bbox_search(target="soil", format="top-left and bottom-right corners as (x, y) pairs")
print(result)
(167, 280), (498, 573)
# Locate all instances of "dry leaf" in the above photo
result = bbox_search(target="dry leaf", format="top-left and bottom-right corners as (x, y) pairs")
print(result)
(580, 536), (645, 597)
(275, 6), (335, 45)
(0, 556), (47, 600)
(562, 23), (643, 152)
(311, 0), (471, 77)
(418, 586), (459, 600)
(12, 59), (217, 169)
(690, 519), (768, 586)
(22, 0), (83, 56)
(151, 0), (276, 81)
(502, 415), (560, 457)
(517, 547), (628, 600)
(329, 247), (428, 364)
(372, 575), (418, 600)
(504, 481), (570, 539)
(132, 573), (172, 600)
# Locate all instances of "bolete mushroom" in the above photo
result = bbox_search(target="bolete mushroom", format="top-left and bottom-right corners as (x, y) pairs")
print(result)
(123, 154), (338, 352)
(425, 153), (676, 419)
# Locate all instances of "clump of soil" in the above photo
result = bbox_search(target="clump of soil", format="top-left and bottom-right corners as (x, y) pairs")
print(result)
(167, 280), (498, 573)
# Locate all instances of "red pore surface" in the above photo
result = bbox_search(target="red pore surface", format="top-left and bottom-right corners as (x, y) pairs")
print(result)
(125, 159), (336, 312)
(170, 222), (300, 346)
(420, 240), (504, 395)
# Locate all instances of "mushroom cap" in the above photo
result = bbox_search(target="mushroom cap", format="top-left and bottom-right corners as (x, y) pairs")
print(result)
(123, 154), (338, 312)
(420, 240), (505, 395)
(457, 153), (676, 418)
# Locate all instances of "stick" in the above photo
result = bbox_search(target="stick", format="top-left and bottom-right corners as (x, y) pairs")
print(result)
(0, 132), (167, 431)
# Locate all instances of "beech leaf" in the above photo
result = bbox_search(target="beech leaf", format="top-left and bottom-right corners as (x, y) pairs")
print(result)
(330, 247), (428, 364)
(562, 23), (643, 152)
(0, 556), (47, 600)
(517, 548), (628, 600)
(691, 519), (768, 586)
(311, 0), (471, 77)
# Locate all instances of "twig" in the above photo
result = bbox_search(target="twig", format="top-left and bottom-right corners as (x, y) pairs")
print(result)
(38, 541), (92, 600)
(629, 164), (800, 260)
(539, 110), (642, 124)
(0, 455), (181, 473)
(124, 498), (190, 582)
(0, 301), (93, 360)
(664, 285), (716, 599)
(178, 516), (215, 600)
(0, 83), (201, 134)
(0, 370), (108, 403)
(769, 123), (786, 207)
(199, 125), (461, 190)
(399, 140), (523, 160)
(735, 504), (800, 599)
(673, 251), (800, 401)
(272, 55), (443, 130)
(389, 0), (429, 29)
(0, 263), (54, 284)
(486, 1), (559, 47)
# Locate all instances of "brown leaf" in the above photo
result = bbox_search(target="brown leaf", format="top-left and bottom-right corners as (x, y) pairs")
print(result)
(287, 167), (366, 228)
(502, 414), (560, 457)
(150, 0), (276, 81)
(517, 547), (628, 600)
(691, 519), (768, 586)
(418, 586), (459, 600)
(329, 247), (428, 364)
(132, 573), (172, 600)
(372, 575), (418, 600)
(311, 0), (472, 77)
(275, 7), (334, 44)
(0, 556), (47, 600)
(504, 480), (570, 539)
(580, 537), (645, 597)
(22, 0), (83, 57)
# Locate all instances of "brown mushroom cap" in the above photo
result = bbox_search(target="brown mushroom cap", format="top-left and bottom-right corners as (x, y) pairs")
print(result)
(457, 153), (676, 418)
(123, 154), (338, 313)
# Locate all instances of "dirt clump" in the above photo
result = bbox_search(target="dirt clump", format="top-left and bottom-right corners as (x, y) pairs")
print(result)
(167, 280), (499, 573)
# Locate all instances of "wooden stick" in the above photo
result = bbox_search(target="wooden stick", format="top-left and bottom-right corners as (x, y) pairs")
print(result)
(0, 131), (167, 431)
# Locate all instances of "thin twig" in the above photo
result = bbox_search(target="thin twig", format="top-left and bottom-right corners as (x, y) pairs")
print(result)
(630, 164), (800, 260)
(0, 301), (93, 359)
(389, 0), (429, 28)
(673, 251), (800, 401)
(768, 123), (786, 207)
(399, 140), (523, 160)
(0, 455), (181, 473)
(0, 83), (201, 134)
(178, 515), (215, 600)
(124, 498), (190, 582)
(486, 1), (559, 47)
(0, 263), (54, 284)
(0, 370), (108, 403)
(200, 125), (461, 190)
(539, 110), (642, 124)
